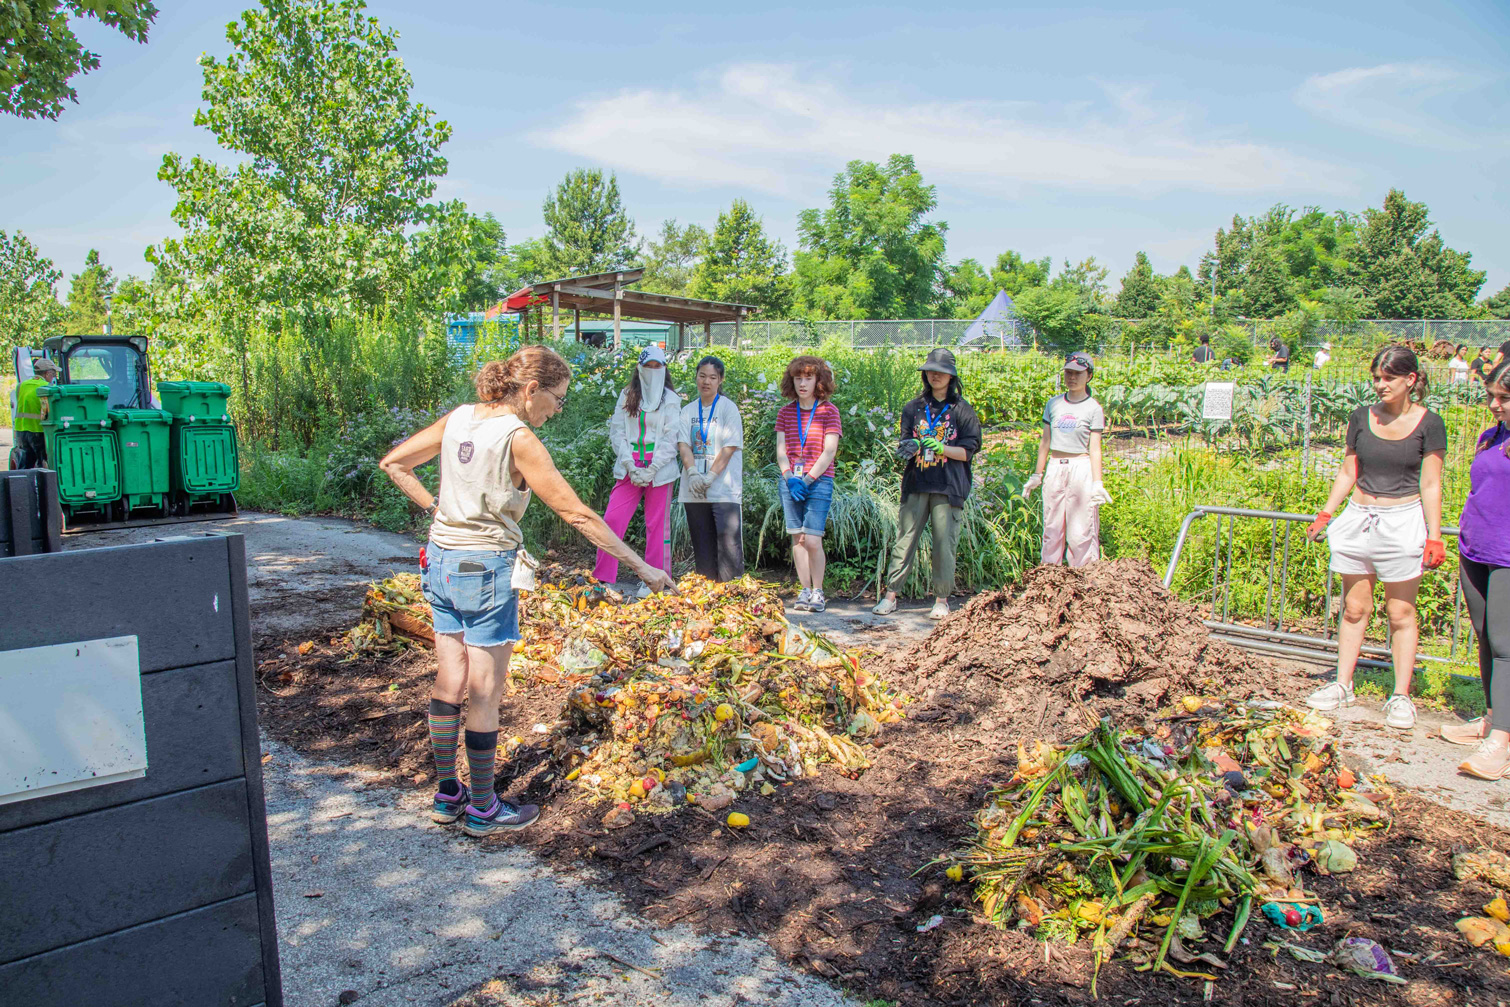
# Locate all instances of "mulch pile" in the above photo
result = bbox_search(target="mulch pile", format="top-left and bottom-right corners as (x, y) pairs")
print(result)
(256, 559), (1510, 1007)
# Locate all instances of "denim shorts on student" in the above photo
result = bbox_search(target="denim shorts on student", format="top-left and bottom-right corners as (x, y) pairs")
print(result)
(778, 474), (835, 538)
(421, 542), (521, 647)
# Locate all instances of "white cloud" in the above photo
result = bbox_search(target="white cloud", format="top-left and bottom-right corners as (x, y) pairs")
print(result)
(1295, 62), (1489, 147)
(533, 63), (1349, 199)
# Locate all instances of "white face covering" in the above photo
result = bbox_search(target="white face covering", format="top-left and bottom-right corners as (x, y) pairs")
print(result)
(638, 366), (665, 410)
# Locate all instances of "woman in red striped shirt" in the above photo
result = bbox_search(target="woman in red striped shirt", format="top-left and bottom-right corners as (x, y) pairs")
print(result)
(775, 355), (842, 612)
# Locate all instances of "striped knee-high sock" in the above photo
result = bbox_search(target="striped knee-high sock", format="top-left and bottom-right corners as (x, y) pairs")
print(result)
(464, 729), (499, 813)
(428, 699), (462, 795)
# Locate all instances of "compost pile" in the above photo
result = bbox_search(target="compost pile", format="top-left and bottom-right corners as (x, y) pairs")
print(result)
(346, 572), (906, 816)
(883, 559), (1273, 740)
(950, 699), (1392, 986)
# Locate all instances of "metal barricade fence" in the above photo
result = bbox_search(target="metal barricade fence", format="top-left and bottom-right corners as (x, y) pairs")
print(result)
(1162, 506), (1473, 676)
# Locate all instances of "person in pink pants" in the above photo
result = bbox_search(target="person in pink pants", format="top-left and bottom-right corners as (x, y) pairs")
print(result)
(594, 346), (684, 593)
(1023, 351), (1110, 567)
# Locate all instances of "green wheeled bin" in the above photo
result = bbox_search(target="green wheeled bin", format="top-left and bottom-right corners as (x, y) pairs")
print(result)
(108, 408), (172, 515)
(38, 384), (120, 518)
(158, 380), (239, 512)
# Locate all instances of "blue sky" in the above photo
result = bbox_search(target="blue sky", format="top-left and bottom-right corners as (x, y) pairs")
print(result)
(4, 0), (1508, 299)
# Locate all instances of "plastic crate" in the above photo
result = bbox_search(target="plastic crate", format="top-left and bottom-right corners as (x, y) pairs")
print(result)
(157, 381), (232, 423)
(109, 408), (172, 513)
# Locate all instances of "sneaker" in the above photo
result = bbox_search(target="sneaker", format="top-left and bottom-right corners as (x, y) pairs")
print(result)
(1443, 716), (1489, 746)
(929, 598), (950, 620)
(807, 590), (826, 613)
(635, 582), (652, 600)
(461, 796), (541, 837)
(871, 595), (897, 616)
(1382, 693), (1417, 730)
(1460, 737), (1510, 780)
(432, 783), (471, 824)
(1304, 680), (1355, 711)
(792, 588), (813, 611)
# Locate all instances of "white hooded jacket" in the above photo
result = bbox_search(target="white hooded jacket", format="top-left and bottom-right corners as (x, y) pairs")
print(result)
(609, 384), (684, 488)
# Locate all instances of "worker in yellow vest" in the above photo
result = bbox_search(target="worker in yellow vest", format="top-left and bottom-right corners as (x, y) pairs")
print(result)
(11, 356), (58, 469)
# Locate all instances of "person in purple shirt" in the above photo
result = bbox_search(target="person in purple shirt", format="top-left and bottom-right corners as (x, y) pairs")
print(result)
(1448, 361), (1510, 779)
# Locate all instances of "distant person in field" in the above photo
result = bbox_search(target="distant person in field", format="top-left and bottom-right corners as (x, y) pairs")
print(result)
(596, 345), (684, 596)
(1313, 342), (1332, 370)
(1446, 360), (1510, 779)
(1450, 344), (1471, 384)
(873, 349), (982, 621)
(1303, 345), (1446, 732)
(1268, 337), (1291, 372)
(1023, 351), (1110, 567)
(775, 355), (841, 613)
(1470, 345), (1494, 387)
(1192, 334), (1215, 365)
(380, 347), (674, 837)
(676, 355), (745, 582)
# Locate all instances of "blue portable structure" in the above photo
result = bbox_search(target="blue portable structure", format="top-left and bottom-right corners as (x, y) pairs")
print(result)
(961, 290), (1028, 348)
(445, 313), (520, 356)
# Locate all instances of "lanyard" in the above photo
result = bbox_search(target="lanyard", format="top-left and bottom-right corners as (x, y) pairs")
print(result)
(924, 401), (951, 436)
(697, 394), (719, 446)
(796, 402), (815, 450)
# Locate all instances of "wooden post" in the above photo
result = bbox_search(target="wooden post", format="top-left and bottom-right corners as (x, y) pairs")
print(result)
(551, 289), (560, 339)
(573, 307), (581, 343)
(613, 276), (622, 352)
(735, 312), (742, 346)
(703, 320), (711, 348)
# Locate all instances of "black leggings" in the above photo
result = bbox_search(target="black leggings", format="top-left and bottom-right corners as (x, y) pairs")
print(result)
(1460, 556), (1510, 732)
(684, 502), (744, 582)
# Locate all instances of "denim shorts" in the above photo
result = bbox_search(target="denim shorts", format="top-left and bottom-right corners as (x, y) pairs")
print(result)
(778, 474), (835, 538)
(421, 542), (521, 647)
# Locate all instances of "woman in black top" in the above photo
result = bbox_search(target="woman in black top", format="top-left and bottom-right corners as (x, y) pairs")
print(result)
(1303, 345), (1447, 729)
(872, 349), (982, 620)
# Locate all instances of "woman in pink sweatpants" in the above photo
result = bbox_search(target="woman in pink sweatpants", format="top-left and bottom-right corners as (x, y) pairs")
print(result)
(594, 346), (684, 593)
(1023, 351), (1111, 567)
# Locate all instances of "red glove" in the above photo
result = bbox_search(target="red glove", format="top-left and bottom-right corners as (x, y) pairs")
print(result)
(419, 545), (428, 571)
(1306, 512), (1332, 541)
(1423, 539), (1446, 570)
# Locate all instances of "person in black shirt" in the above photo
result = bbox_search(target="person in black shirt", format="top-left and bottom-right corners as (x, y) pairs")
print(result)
(1192, 334), (1215, 364)
(1268, 337), (1291, 372)
(872, 348), (982, 620)
(1470, 346), (1495, 387)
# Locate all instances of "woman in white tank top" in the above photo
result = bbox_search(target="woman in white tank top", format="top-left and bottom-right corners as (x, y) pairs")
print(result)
(380, 347), (676, 837)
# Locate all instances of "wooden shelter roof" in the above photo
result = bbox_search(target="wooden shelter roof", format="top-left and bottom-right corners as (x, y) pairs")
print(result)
(512, 269), (758, 325)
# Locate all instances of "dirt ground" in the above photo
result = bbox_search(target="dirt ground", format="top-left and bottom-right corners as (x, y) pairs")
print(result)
(256, 553), (1510, 1007)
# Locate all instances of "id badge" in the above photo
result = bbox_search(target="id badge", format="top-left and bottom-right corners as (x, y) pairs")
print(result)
(792, 462), (804, 477)
(923, 448), (935, 464)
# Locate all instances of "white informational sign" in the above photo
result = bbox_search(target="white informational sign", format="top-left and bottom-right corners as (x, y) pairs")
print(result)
(1202, 382), (1236, 421)
(0, 636), (146, 805)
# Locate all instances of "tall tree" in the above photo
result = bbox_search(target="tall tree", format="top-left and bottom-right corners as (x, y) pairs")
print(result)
(1, 1), (158, 119)
(65, 248), (116, 333)
(640, 219), (708, 296)
(1112, 252), (1161, 318)
(540, 168), (638, 278)
(1345, 189), (1485, 318)
(150, 0), (466, 321)
(687, 199), (790, 315)
(792, 154), (947, 319)
(1053, 257), (1110, 308)
(1238, 243), (1295, 318)
(410, 211), (507, 311)
(0, 230), (66, 358)
(1481, 283), (1510, 320)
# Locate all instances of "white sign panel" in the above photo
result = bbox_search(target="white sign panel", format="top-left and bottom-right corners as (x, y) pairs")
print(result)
(0, 636), (146, 805)
(1202, 382), (1236, 421)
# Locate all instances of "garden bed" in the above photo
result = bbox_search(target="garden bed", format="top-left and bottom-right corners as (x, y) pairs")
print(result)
(255, 562), (1510, 1006)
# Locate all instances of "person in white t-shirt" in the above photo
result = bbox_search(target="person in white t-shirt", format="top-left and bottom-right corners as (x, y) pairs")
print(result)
(1022, 351), (1109, 567)
(1314, 342), (1332, 370)
(1450, 344), (1471, 384)
(677, 355), (745, 581)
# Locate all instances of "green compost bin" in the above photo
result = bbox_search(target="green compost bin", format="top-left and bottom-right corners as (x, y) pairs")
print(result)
(38, 385), (120, 515)
(157, 380), (233, 423)
(109, 408), (172, 514)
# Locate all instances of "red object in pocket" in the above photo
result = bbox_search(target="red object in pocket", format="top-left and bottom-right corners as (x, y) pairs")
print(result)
(419, 545), (428, 571)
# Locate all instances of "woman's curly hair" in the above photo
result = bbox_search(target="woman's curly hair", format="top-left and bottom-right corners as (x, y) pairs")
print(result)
(779, 355), (835, 401)
(474, 346), (572, 404)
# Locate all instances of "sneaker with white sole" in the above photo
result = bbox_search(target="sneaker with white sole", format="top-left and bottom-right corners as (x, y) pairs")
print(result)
(1442, 716), (1488, 746)
(792, 588), (813, 611)
(1382, 693), (1416, 730)
(1305, 680), (1355, 711)
(461, 796), (541, 837)
(872, 595), (897, 616)
(1460, 737), (1510, 780)
(431, 783), (471, 824)
(807, 590), (826, 613)
(929, 598), (950, 620)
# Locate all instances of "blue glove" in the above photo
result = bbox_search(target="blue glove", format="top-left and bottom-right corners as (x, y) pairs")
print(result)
(786, 475), (809, 502)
